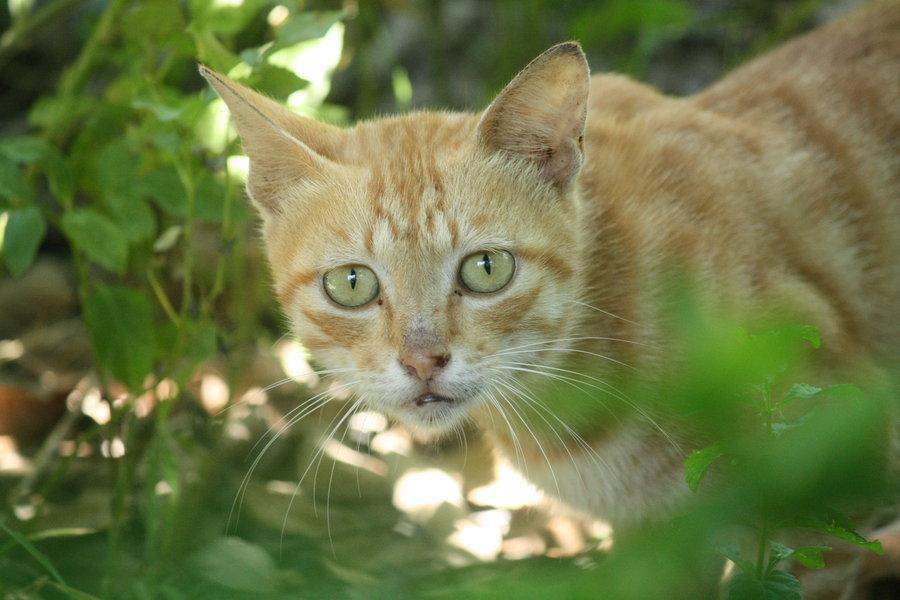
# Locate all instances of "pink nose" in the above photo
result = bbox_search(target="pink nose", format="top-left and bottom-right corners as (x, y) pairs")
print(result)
(400, 353), (450, 381)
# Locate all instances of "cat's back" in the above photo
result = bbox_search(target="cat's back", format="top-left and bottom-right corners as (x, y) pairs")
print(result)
(578, 1), (900, 365)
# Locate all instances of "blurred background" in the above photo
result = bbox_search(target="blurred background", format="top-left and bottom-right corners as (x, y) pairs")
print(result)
(0, 1), (887, 599)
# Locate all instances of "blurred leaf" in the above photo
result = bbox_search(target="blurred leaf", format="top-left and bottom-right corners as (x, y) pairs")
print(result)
(574, 0), (692, 45)
(241, 63), (309, 100)
(84, 284), (156, 391)
(728, 569), (800, 600)
(0, 136), (75, 204)
(0, 136), (51, 162)
(790, 546), (830, 570)
(140, 167), (185, 217)
(778, 383), (861, 408)
(793, 512), (884, 555)
(716, 544), (755, 575)
(188, 24), (241, 73)
(0, 520), (69, 588)
(190, 537), (280, 593)
(47, 583), (103, 600)
(61, 209), (129, 273)
(3, 205), (46, 275)
(274, 10), (343, 48)
(766, 541), (796, 571)
(684, 443), (723, 492)
(102, 192), (157, 243)
(189, 0), (269, 35)
(0, 158), (33, 204)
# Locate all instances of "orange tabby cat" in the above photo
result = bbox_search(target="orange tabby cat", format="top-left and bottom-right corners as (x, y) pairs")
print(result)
(202, 0), (899, 591)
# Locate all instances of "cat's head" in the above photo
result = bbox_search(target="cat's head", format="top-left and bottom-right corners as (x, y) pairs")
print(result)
(202, 43), (590, 435)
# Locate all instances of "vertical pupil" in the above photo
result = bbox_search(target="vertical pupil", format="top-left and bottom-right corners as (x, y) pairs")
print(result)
(481, 253), (492, 275)
(348, 267), (357, 289)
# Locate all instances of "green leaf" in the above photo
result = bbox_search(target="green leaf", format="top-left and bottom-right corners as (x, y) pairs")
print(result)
(790, 546), (831, 569)
(83, 284), (156, 391)
(728, 570), (801, 600)
(242, 63), (308, 101)
(190, 537), (280, 593)
(61, 209), (129, 273)
(3, 205), (46, 275)
(140, 167), (185, 217)
(684, 443), (724, 492)
(778, 383), (861, 408)
(794, 513), (884, 555)
(766, 541), (796, 570)
(102, 191), (157, 243)
(188, 24), (240, 73)
(189, 0), (269, 35)
(716, 544), (755, 575)
(273, 10), (344, 48)
(0, 158), (33, 204)
(0, 136), (52, 163)
(0, 136), (74, 204)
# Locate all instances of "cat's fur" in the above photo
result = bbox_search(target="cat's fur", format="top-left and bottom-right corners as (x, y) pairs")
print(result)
(202, 0), (899, 583)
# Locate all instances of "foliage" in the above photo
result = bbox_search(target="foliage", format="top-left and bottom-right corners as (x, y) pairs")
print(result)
(0, 1), (892, 600)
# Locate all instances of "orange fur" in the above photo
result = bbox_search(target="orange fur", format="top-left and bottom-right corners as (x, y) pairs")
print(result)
(202, 0), (899, 565)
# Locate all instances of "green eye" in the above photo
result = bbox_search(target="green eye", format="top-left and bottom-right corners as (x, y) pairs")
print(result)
(323, 265), (380, 307)
(459, 250), (515, 294)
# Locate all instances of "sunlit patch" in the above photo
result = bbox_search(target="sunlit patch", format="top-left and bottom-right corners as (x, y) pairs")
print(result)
(322, 439), (387, 476)
(467, 461), (544, 509)
(267, 4), (289, 26)
(0, 436), (30, 474)
(100, 437), (126, 458)
(269, 21), (344, 111)
(544, 516), (587, 557)
(392, 468), (465, 523)
(80, 385), (109, 425)
(156, 378), (179, 400)
(371, 427), (413, 456)
(200, 372), (230, 413)
(275, 340), (319, 387)
(448, 513), (507, 562)
(501, 534), (548, 560)
(240, 386), (268, 406)
(0, 339), (24, 361)
(348, 410), (388, 446)
(13, 503), (36, 521)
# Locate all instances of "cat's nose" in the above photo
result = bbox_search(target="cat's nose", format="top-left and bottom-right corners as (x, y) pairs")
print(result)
(400, 353), (450, 381)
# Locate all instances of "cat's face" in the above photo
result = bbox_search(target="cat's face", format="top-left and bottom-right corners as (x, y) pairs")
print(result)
(202, 43), (590, 435)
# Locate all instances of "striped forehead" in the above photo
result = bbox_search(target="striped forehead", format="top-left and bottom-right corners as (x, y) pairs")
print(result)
(362, 157), (460, 256)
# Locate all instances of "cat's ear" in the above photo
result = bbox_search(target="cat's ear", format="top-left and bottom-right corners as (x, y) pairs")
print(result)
(476, 43), (589, 190)
(199, 65), (342, 214)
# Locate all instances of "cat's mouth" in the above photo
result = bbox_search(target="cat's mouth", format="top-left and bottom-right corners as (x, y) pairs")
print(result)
(414, 393), (454, 407)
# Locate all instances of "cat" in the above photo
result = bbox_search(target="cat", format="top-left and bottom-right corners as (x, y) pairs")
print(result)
(202, 0), (899, 594)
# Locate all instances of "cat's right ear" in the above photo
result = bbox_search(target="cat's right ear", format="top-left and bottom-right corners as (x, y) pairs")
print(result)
(476, 43), (589, 191)
(199, 65), (341, 214)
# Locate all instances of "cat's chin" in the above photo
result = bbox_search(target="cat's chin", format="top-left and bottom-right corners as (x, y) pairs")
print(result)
(386, 393), (471, 437)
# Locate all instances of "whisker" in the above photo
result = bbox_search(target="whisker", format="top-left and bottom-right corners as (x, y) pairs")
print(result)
(227, 380), (361, 532)
(493, 376), (609, 478)
(494, 346), (637, 371)
(497, 362), (683, 454)
(494, 335), (648, 354)
(566, 299), (641, 326)
(483, 389), (528, 478)
(491, 385), (562, 500)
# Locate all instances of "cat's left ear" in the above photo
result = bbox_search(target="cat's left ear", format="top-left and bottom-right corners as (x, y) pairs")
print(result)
(477, 42), (589, 190)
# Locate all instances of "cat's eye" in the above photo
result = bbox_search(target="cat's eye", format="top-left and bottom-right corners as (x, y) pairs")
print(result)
(323, 265), (380, 307)
(459, 250), (516, 294)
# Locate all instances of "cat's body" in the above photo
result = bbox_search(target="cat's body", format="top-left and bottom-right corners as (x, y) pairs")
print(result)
(203, 0), (899, 575)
